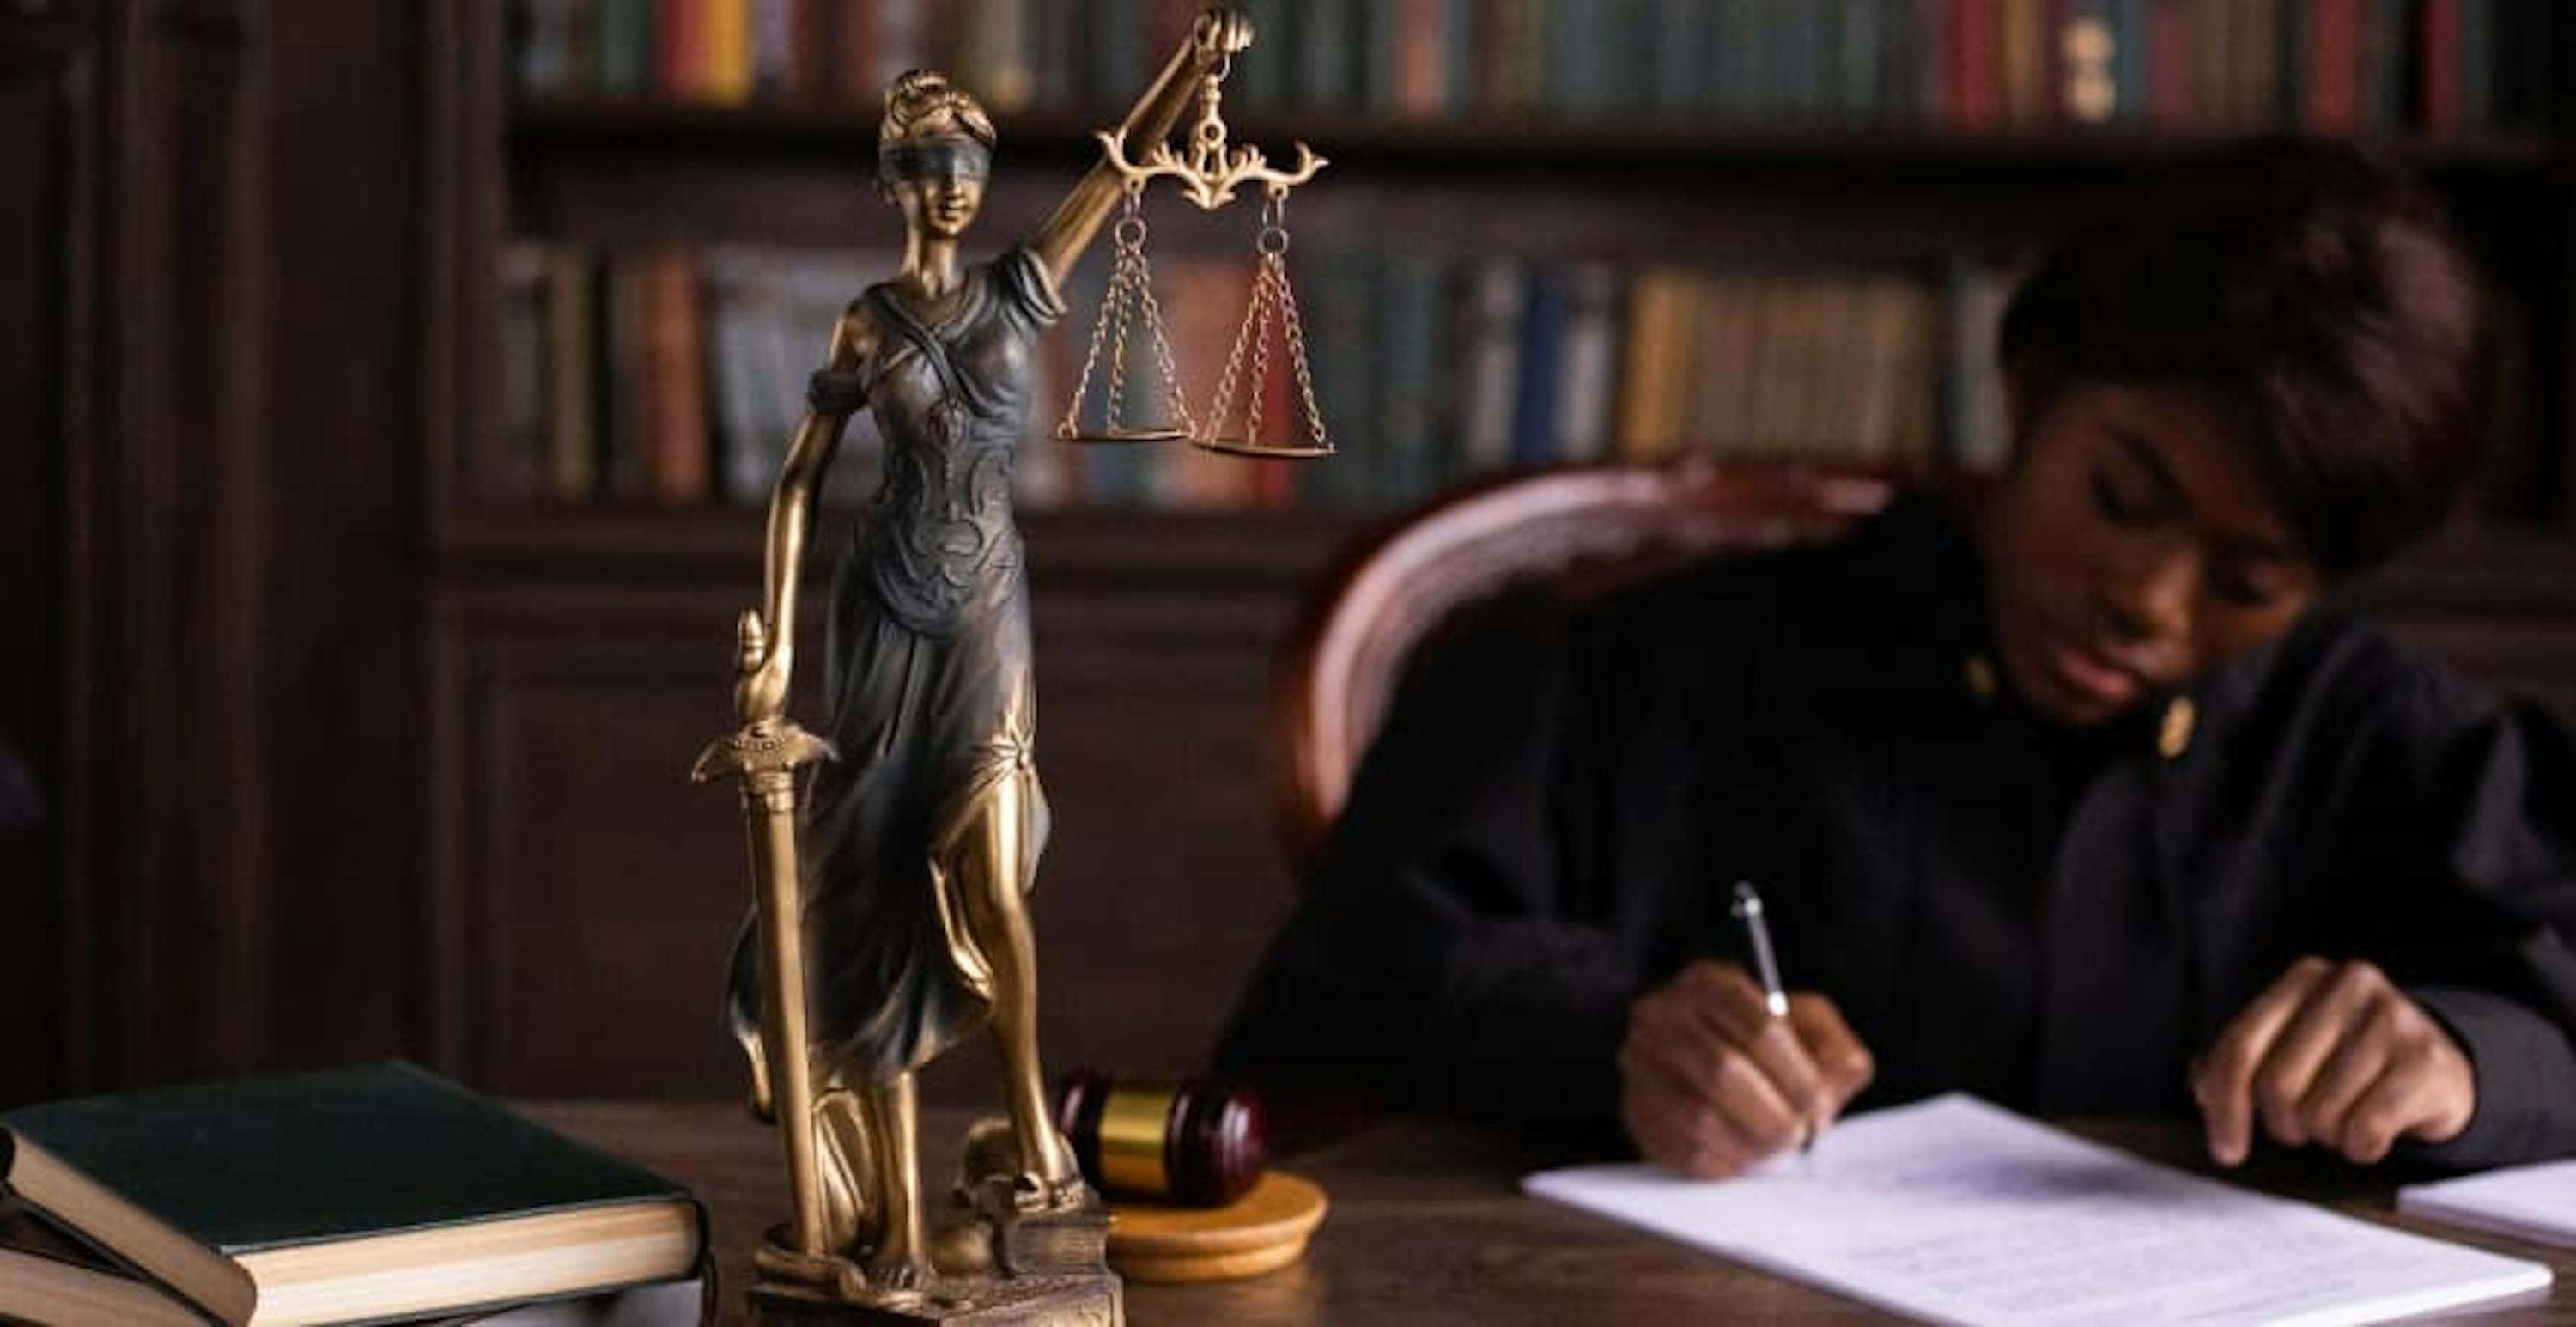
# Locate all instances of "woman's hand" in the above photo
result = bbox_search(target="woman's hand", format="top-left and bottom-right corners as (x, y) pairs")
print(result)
(1619, 959), (1875, 1178)
(2190, 957), (2476, 1167)
(1194, 7), (1255, 58)
(732, 612), (792, 727)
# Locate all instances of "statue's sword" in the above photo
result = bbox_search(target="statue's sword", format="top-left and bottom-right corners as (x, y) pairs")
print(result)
(692, 611), (837, 1257)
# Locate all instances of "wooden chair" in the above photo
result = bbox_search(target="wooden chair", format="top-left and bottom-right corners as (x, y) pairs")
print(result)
(1270, 461), (1901, 874)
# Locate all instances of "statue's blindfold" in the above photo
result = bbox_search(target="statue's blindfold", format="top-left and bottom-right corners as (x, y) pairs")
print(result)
(878, 137), (993, 184)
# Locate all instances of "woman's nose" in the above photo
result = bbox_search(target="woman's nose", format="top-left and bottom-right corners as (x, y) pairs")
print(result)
(2099, 545), (2196, 645)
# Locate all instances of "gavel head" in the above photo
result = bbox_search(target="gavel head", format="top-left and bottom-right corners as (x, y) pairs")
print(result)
(1054, 1070), (1267, 1208)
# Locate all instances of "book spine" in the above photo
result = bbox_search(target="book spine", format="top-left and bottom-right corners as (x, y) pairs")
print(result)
(1613, 267), (1677, 460)
(1510, 266), (1570, 467)
(2303, 0), (2360, 129)
(1398, 0), (1445, 115)
(1841, 0), (1884, 120)
(1953, 0), (2000, 127)
(1456, 260), (1525, 476)
(2457, 0), (2493, 130)
(1378, 254), (1446, 502)
(1297, 0), (1356, 109)
(596, 0), (654, 95)
(544, 245), (599, 502)
(2419, 0), (2461, 132)
(1552, 264), (1622, 464)
(495, 241), (551, 506)
(1999, 0), (2047, 124)
(644, 246), (711, 504)
(834, 0), (876, 102)
(518, 0), (571, 97)
(2061, 0), (2118, 122)
(876, 0), (925, 90)
(603, 253), (653, 503)
(750, 0), (793, 99)
(654, 0), (699, 98)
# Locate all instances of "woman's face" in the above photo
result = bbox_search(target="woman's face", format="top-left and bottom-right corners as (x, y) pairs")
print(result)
(881, 135), (987, 240)
(1981, 378), (2324, 726)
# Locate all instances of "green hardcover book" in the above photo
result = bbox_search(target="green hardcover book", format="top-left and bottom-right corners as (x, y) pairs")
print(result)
(0, 1062), (704, 1326)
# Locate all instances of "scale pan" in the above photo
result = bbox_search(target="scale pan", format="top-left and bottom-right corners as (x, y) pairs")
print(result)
(1193, 435), (1334, 460)
(1057, 425), (1192, 445)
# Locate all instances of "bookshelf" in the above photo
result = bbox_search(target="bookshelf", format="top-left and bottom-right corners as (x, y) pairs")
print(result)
(423, 1), (2576, 1104)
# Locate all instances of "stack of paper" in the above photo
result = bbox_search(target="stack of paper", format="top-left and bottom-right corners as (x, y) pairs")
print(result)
(2402, 1159), (2576, 1251)
(1526, 1093), (2552, 1326)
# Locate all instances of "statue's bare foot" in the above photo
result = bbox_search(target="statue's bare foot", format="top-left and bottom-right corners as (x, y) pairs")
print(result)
(1010, 1169), (1091, 1213)
(866, 1245), (931, 1296)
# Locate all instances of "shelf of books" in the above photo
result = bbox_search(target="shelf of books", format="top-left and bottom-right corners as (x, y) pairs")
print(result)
(478, 0), (2567, 549)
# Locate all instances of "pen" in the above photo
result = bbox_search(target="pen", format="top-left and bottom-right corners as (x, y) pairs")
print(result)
(1730, 880), (1817, 1153)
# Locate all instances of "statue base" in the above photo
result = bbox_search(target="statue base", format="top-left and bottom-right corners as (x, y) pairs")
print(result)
(746, 1167), (1122, 1325)
(747, 1275), (1122, 1326)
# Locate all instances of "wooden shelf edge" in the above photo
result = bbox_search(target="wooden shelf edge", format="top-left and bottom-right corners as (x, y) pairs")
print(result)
(509, 100), (2557, 175)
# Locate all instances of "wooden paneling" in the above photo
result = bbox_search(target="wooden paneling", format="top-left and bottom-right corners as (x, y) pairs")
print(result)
(0, 18), (95, 1107)
(431, 575), (1308, 1102)
(62, 7), (268, 1093)
(251, 0), (428, 1076)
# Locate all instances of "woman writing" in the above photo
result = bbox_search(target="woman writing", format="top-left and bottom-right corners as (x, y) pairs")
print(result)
(1220, 139), (2576, 1177)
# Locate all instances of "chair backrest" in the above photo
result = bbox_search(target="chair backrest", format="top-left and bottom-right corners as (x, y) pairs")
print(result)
(1271, 461), (1900, 874)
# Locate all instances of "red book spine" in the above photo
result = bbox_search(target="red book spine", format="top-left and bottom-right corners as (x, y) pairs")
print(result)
(2305, 0), (2360, 130)
(1399, 0), (1443, 114)
(2418, 0), (2460, 133)
(2147, 0), (2190, 127)
(656, 0), (702, 99)
(1953, 0), (2001, 128)
(645, 246), (711, 505)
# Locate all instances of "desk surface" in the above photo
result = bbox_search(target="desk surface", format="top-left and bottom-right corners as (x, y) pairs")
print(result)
(524, 1102), (2576, 1324)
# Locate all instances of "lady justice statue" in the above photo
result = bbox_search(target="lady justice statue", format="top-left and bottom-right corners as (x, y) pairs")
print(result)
(693, 8), (1277, 1322)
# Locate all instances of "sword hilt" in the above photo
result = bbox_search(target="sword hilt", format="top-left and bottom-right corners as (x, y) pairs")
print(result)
(690, 720), (838, 788)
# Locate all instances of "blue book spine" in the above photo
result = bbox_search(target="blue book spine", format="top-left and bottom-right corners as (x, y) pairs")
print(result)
(2458, 0), (2494, 129)
(1650, 0), (1707, 115)
(1841, 0), (1883, 119)
(1237, 0), (1287, 111)
(1443, 0), (1479, 115)
(1378, 254), (1446, 502)
(2111, 0), (2149, 121)
(1297, 0), (1356, 109)
(1364, 0), (1403, 111)
(1510, 267), (1571, 467)
(596, 0), (654, 95)
(1089, 1), (1143, 113)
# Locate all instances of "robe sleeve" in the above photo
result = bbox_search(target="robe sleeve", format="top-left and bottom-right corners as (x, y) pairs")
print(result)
(2340, 648), (2576, 1168)
(995, 246), (1066, 331)
(1215, 592), (1637, 1143)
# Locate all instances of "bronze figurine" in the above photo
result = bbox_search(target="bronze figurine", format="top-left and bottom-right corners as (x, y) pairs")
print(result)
(696, 9), (1260, 1323)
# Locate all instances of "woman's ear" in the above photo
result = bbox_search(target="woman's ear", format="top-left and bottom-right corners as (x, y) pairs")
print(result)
(2000, 350), (2052, 463)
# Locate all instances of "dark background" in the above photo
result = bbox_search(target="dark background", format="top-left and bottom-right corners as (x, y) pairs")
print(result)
(5, 1), (2573, 1111)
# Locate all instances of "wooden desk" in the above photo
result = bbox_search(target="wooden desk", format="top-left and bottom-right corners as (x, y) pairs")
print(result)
(526, 1103), (2576, 1324)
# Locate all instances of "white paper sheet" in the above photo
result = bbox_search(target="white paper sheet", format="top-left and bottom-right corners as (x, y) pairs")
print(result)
(2401, 1157), (2576, 1250)
(1524, 1093), (2551, 1326)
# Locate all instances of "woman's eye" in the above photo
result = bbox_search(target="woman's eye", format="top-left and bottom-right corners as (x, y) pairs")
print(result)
(2208, 564), (2282, 608)
(2088, 471), (2154, 526)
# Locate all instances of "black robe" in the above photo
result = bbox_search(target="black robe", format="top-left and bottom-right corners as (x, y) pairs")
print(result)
(1217, 496), (2576, 1169)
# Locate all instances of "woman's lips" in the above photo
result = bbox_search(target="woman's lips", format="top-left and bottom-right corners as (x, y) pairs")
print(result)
(2051, 640), (2144, 706)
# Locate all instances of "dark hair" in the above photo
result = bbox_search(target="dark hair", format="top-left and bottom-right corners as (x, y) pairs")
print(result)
(2000, 137), (2499, 575)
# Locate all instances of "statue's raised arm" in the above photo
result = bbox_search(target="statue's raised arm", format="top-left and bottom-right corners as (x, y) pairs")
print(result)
(1026, 8), (1255, 289)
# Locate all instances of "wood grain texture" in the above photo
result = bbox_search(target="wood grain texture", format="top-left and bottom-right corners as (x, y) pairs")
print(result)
(525, 1102), (2576, 1326)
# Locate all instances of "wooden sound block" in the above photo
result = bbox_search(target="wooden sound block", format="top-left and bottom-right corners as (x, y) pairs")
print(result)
(1104, 1171), (1329, 1283)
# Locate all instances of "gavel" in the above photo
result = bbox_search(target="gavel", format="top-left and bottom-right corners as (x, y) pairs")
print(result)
(1054, 1070), (1267, 1208)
